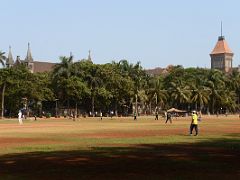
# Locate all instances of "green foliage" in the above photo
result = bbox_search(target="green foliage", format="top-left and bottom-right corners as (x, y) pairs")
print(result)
(0, 51), (6, 67)
(1, 57), (240, 116)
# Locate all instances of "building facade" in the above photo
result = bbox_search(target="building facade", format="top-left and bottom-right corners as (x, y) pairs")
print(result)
(6, 43), (56, 73)
(210, 36), (234, 73)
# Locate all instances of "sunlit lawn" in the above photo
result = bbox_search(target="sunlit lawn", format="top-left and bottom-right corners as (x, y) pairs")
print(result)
(0, 115), (239, 179)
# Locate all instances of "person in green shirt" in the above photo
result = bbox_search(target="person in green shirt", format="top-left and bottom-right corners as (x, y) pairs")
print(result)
(190, 111), (198, 136)
(134, 111), (137, 120)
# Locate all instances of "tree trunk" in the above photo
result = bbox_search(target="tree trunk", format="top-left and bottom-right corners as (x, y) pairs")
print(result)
(115, 101), (118, 117)
(135, 93), (138, 116)
(67, 99), (70, 117)
(212, 99), (215, 114)
(1, 83), (6, 119)
(75, 102), (78, 118)
(149, 102), (152, 115)
(91, 94), (95, 116)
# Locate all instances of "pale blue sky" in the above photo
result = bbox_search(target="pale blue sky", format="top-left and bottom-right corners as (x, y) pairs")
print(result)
(1, 0), (240, 69)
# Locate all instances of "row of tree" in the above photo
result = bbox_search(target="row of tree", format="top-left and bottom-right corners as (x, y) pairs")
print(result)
(1, 51), (240, 118)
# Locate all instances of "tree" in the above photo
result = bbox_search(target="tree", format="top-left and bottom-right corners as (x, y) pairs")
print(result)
(0, 69), (9, 118)
(0, 51), (6, 67)
(191, 85), (210, 112)
(207, 70), (226, 114)
(0, 51), (7, 118)
(169, 79), (191, 109)
(148, 76), (168, 111)
(228, 70), (240, 110)
(71, 60), (102, 114)
(52, 56), (74, 115)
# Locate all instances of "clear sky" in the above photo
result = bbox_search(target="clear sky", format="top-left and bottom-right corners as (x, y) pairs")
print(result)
(1, 0), (240, 69)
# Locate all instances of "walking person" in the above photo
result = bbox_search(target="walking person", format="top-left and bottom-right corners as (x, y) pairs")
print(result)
(165, 112), (172, 123)
(134, 111), (137, 120)
(190, 111), (198, 136)
(110, 111), (113, 118)
(155, 110), (159, 120)
(18, 110), (23, 125)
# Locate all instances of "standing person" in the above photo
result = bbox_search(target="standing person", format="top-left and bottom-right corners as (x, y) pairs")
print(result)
(155, 110), (159, 120)
(72, 111), (76, 121)
(134, 111), (137, 120)
(165, 113), (172, 123)
(18, 110), (23, 125)
(190, 111), (198, 136)
(100, 111), (103, 120)
(110, 111), (113, 118)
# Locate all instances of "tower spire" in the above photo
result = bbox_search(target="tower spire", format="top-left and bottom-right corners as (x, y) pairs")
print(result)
(88, 50), (92, 62)
(6, 46), (14, 67)
(221, 21), (223, 37)
(25, 42), (33, 62)
(219, 21), (224, 41)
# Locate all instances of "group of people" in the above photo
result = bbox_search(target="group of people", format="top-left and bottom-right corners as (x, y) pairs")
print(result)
(17, 108), (200, 135)
(145, 110), (200, 136)
(154, 111), (172, 123)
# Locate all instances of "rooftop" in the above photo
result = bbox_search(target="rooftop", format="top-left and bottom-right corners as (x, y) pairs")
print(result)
(210, 36), (233, 55)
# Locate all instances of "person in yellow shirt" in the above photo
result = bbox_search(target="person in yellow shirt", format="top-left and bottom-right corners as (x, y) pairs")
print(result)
(190, 111), (198, 136)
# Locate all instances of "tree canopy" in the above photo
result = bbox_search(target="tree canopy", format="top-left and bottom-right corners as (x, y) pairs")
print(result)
(1, 56), (239, 117)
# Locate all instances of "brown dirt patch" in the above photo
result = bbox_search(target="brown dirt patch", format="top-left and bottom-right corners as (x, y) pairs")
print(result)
(0, 137), (59, 148)
(77, 129), (187, 138)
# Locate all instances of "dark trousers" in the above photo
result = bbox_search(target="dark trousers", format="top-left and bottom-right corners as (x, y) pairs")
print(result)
(134, 116), (137, 120)
(155, 115), (158, 120)
(165, 118), (172, 123)
(190, 124), (198, 135)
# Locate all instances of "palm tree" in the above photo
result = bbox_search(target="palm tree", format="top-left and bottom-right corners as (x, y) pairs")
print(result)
(229, 70), (240, 111)
(190, 76), (210, 112)
(117, 60), (144, 115)
(0, 69), (9, 118)
(207, 70), (226, 114)
(0, 51), (6, 67)
(84, 64), (102, 114)
(52, 56), (73, 79)
(149, 76), (168, 110)
(52, 56), (74, 115)
(0, 51), (6, 118)
(169, 80), (191, 109)
(191, 85), (210, 112)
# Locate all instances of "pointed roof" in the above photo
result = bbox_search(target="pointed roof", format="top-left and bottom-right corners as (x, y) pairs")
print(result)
(88, 50), (92, 61)
(15, 56), (22, 65)
(25, 43), (33, 62)
(6, 46), (14, 66)
(210, 36), (233, 55)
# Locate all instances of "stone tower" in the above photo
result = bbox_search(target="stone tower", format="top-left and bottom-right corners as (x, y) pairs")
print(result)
(6, 46), (14, 68)
(25, 43), (34, 73)
(88, 50), (92, 62)
(210, 29), (233, 73)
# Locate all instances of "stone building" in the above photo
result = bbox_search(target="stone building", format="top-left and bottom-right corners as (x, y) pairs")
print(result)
(6, 43), (56, 73)
(210, 35), (234, 73)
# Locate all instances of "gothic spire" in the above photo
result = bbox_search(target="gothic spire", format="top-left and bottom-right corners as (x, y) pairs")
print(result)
(6, 46), (14, 67)
(219, 21), (224, 40)
(25, 43), (33, 62)
(88, 50), (92, 62)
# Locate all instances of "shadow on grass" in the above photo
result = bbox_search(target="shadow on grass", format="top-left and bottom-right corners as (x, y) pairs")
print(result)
(0, 135), (239, 180)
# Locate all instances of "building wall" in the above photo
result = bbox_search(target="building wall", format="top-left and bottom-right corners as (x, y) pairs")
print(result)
(211, 54), (233, 73)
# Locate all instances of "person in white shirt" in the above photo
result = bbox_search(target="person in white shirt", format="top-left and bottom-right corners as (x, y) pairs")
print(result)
(18, 110), (23, 125)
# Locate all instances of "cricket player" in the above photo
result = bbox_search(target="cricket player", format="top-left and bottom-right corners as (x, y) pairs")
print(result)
(18, 110), (23, 125)
(190, 111), (198, 136)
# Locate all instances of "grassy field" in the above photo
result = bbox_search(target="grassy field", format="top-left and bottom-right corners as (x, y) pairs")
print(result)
(0, 115), (239, 180)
